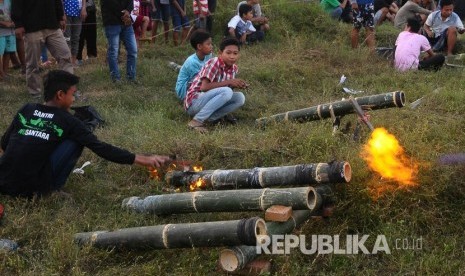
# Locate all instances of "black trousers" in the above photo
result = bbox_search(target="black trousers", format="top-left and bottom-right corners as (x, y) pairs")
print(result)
(418, 54), (445, 71)
(206, 0), (216, 34)
(77, 9), (97, 60)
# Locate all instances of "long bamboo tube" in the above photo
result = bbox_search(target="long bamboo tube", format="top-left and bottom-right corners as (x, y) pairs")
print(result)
(122, 187), (323, 215)
(165, 162), (351, 190)
(219, 206), (329, 272)
(74, 217), (267, 250)
(255, 91), (405, 126)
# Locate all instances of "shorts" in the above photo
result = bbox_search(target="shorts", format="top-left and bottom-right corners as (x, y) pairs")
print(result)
(373, 9), (383, 25)
(132, 15), (152, 37)
(424, 29), (448, 52)
(352, 3), (375, 29)
(152, 3), (170, 22)
(171, 13), (190, 31)
(0, 34), (16, 55)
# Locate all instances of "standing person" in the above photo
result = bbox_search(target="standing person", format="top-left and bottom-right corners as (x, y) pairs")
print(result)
(171, 0), (190, 46)
(152, 0), (170, 44)
(394, 17), (444, 71)
(206, 0), (216, 34)
(423, 0), (464, 56)
(184, 38), (246, 133)
(193, 0), (209, 31)
(101, 0), (138, 83)
(0, 70), (171, 197)
(0, 0), (16, 80)
(11, 0), (73, 98)
(350, 0), (376, 50)
(63, 0), (87, 67)
(175, 30), (213, 101)
(77, 0), (98, 64)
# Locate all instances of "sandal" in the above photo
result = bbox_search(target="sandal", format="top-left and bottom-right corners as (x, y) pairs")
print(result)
(188, 119), (208, 134)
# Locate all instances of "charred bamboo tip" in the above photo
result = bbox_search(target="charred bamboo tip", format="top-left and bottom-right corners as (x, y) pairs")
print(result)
(219, 249), (241, 272)
(394, 91), (406, 108)
(342, 162), (352, 183)
(307, 187), (318, 210)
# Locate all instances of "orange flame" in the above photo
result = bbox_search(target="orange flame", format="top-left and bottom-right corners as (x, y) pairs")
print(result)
(189, 177), (206, 191)
(192, 165), (203, 172)
(361, 128), (418, 196)
(148, 168), (161, 181)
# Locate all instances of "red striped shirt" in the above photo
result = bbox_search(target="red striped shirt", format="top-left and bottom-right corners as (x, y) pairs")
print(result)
(193, 0), (209, 16)
(184, 57), (238, 110)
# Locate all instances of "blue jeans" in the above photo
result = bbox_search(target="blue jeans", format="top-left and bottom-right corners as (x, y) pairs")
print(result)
(104, 25), (137, 81)
(187, 87), (245, 123)
(50, 140), (83, 191)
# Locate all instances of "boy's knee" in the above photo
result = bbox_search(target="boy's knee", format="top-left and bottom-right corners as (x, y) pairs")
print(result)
(448, 26), (458, 35)
(234, 92), (246, 106)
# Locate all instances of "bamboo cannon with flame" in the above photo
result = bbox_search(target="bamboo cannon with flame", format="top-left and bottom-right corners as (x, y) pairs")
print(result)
(122, 186), (333, 215)
(219, 195), (334, 273)
(165, 161), (351, 190)
(74, 217), (267, 250)
(255, 91), (405, 127)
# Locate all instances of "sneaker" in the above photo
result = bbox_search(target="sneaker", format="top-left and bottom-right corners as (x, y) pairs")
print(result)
(223, 114), (238, 125)
(127, 79), (141, 85)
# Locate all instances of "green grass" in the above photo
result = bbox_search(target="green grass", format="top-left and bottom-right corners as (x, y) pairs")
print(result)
(2, 0), (465, 274)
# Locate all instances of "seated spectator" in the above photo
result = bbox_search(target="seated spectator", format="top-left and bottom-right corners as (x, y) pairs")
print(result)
(395, 17), (444, 71)
(184, 38), (246, 133)
(394, 0), (431, 29)
(236, 0), (270, 32)
(320, 0), (349, 20)
(374, 0), (399, 26)
(227, 4), (264, 44)
(175, 30), (213, 101)
(423, 0), (464, 56)
(420, 0), (436, 11)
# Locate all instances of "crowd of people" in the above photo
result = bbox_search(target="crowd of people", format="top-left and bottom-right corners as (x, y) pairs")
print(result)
(320, 0), (465, 71)
(1, 0), (465, 197)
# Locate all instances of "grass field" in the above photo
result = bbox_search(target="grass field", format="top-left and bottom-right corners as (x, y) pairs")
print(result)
(1, 0), (465, 275)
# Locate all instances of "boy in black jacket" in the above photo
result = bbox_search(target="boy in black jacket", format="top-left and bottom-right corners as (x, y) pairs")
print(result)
(0, 70), (171, 197)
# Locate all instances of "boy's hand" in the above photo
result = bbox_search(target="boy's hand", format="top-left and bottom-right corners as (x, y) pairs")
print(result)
(228, 79), (249, 89)
(135, 154), (172, 168)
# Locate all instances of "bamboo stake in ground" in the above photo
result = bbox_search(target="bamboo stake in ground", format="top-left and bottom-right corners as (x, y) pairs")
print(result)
(219, 203), (333, 273)
(122, 187), (324, 215)
(165, 161), (351, 190)
(75, 217), (267, 250)
(255, 91), (405, 127)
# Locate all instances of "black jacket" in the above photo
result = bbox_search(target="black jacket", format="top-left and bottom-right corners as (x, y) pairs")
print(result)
(11, 0), (64, 33)
(0, 104), (135, 197)
(101, 0), (134, 26)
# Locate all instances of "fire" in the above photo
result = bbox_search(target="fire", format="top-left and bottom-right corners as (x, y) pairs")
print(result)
(189, 177), (206, 191)
(361, 128), (418, 195)
(192, 165), (203, 172)
(148, 168), (161, 181)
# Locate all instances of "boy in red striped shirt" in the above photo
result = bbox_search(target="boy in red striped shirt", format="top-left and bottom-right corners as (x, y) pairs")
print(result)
(184, 37), (247, 133)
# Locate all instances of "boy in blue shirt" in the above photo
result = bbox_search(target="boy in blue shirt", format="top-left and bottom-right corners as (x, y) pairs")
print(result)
(175, 30), (213, 101)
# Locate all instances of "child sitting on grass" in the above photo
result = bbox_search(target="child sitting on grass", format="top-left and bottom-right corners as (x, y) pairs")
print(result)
(184, 37), (247, 133)
(175, 30), (213, 101)
(227, 3), (264, 45)
(0, 70), (171, 197)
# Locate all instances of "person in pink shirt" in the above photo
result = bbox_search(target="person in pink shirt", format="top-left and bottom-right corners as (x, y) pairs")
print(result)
(394, 17), (444, 71)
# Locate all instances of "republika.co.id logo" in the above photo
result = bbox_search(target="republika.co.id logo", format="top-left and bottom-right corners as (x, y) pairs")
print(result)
(256, 234), (423, 255)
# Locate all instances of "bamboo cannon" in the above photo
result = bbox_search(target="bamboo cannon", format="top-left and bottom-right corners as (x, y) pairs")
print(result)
(122, 187), (325, 215)
(219, 200), (332, 272)
(74, 217), (267, 250)
(165, 161), (351, 190)
(255, 91), (405, 126)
